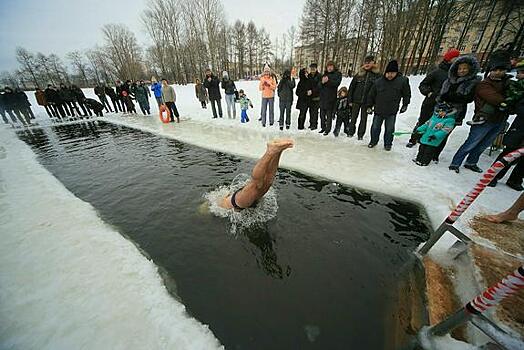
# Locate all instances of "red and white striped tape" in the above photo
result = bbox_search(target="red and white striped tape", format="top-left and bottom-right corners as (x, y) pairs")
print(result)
(446, 148), (524, 224)
(467, 266), (524, 314)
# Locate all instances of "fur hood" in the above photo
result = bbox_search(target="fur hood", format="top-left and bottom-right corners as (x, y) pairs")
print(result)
(356, 64), (380, 77)
(448, 55), (480, 83)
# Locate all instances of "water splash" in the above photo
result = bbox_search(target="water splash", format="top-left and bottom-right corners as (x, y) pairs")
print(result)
(204, 173), (278, 235)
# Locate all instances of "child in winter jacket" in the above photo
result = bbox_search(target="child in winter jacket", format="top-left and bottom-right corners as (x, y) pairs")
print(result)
(236, 89), (253, 123)
(333, 87), (351, 137)
(415, 102), (457, 166)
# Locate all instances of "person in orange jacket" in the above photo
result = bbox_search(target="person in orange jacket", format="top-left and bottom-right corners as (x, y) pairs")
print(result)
(259, 64), (277, 127)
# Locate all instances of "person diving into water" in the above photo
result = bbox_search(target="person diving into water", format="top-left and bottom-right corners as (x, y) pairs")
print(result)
(218, 139), (294, 210)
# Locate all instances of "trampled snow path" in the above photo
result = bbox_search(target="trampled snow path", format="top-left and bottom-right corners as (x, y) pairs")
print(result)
(1, 76), (520, 349)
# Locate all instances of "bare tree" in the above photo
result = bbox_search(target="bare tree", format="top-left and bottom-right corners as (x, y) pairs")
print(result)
(15, 47), (39, 88)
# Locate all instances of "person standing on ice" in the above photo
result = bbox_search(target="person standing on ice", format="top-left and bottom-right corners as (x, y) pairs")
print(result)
(406, 48), (460, 148)
(94, 83), (113, 113)
(115, 80), (127, 113)
(347, 55), (381, 140)
(195, 78), (208, 109)
(259, 64), (277, 127)
(218, 139), (294, 210)
(448, 54), (512, 174)
(319, 60), (342, 135)
(367, 60), (411, 151)
(45, 85), (66, 119)
(221, 71), (237, 119)
(150, 77), (163, 107)
(71, 85), (92, 117)
(105, 84), (120, 113)
(59, 83), (80, 117)
(295, 68), (312, 130)
(134, 80), (151, 115)
(306, 63), (321, 130)
(333, 87), (351, 137)
(277, 69), (296, 130)
(430, 55), (480, 163)
(34, 88), (55, 119)
(161, 78), (180, 123)
(204, 69), (223, 118)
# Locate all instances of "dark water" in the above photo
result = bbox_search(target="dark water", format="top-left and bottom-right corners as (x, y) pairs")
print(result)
(17, 122), (431, 350)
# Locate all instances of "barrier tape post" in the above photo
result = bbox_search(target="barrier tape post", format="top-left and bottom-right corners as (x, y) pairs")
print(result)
(418, 148), (524, 255)
(426, 266), (524, 337)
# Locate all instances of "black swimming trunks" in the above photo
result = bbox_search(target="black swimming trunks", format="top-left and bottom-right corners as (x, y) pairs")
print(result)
(231, 188), (258, 211)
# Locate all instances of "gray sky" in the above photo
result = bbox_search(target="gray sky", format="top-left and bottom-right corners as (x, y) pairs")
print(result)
(0, 0), (304, 72)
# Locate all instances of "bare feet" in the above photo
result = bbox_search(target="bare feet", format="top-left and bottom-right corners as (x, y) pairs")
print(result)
(267, 139), (294, 153)
(484, 211), (519, 224)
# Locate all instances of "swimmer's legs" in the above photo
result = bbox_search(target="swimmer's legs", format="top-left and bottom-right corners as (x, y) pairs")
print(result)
(483, 193), (524, 223)
(221, 139), (294, 209)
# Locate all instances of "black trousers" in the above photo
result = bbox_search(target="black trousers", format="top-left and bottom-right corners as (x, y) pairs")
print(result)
(307, 100), (319, 129)
(348, 103), (368, 138)
(298, 108), (307, 130)
(320, 108), (335, 133)
(493, 146), (524, 185)
(165, 101), (180, 122)
(43, 105), (54, 118)
(416, 144), (437, 165)
(78, 101), (92, 116)
(111, 98), (122, 112)
(210, 99), (222, 118)
(334, 111), (350, 135)
(409, 99), (437, 144)
(98, 95), (113, 112)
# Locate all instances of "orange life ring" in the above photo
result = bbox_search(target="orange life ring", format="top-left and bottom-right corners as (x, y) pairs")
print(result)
(159, 104), (171, 123)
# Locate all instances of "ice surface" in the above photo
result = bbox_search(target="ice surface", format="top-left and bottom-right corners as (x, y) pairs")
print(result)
(0, 127), (222, 349)
(5, 74), (520, 349)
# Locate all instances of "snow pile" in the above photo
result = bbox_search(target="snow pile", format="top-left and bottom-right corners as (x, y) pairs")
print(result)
(203, 173), (278, 235)
(0, 127), (222, 349)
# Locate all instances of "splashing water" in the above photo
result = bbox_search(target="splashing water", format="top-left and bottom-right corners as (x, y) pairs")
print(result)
(204, 174), (278, 235)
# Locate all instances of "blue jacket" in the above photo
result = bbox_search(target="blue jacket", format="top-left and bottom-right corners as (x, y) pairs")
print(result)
(417, 109), (457, 147)
(151, 82), (162, 98)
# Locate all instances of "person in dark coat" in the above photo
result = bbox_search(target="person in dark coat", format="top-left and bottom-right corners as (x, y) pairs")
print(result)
(431, 55), (481, 161)
(44, 84), (66, 119)
(35, 88), (55, 118)
(488, 63), (524, 191)
(59, 83), (80, 117)
(319, 61), (343, 135)
(307, 63), (321, 130)
(221, 71), (237, 119)
(84, 98), (105, 117)
(0, 89), (10, 124)
(71, 85), (92, 117)
(348, 55), (381, 139)
(3, 87), (27, 125)
(134, 80), (151, 115)
(13, 88), (33, 125)
(115, 80), (127, 112)
(195, 78), (208, 108)
(406, 48), (460, 147)
(333, 86), (351, 137)
(94, 83), (113, 113)
(277, 69), (296, 130)
(105, 85), (120, 113)
(367, 60), (411, 150)
(449, 56), (512, 174)
(295, 68), (311, 130)
(203, 69), (223, 118)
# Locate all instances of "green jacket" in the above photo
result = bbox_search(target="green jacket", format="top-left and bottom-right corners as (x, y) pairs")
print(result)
(417, 110), (457, 147)
(237, 95), (252, 110)
(134, 85), (150, 105)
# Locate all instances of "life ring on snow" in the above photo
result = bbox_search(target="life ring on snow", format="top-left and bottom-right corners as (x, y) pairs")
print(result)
(159, 104), (171, 123)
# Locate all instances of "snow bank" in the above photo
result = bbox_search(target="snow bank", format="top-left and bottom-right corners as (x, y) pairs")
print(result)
(0, 127), (222, 349)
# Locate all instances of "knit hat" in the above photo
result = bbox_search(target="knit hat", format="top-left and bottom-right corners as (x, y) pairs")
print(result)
(309, 63), (318, 69)
(488, 49), (511, 71)
(385, 60), (399, 73)
(443, 48), (460, 62)
(263, 64), (271, 72)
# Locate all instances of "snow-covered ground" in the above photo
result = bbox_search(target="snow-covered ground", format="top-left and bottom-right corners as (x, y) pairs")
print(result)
(1, 75), (520, 349)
